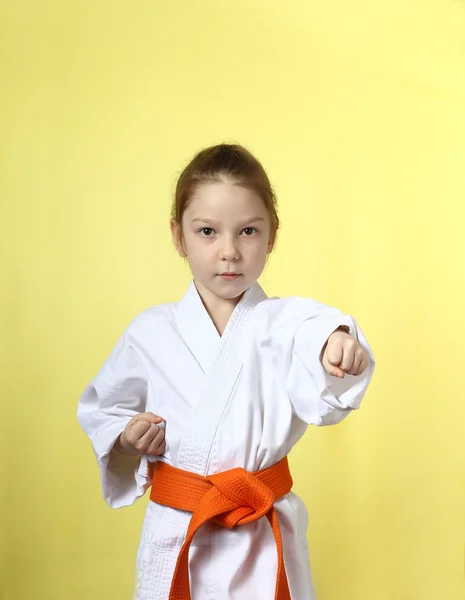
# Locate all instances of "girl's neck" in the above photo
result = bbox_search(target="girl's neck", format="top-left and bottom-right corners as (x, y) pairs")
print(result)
(194, 280), (243, 336)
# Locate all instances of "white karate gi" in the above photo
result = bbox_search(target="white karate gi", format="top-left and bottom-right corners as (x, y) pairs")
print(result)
(77, 281), (375, 600)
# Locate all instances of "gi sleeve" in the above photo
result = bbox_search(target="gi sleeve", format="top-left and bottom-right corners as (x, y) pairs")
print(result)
(77, 332), (152, 508)
(259, 299), (375, 426)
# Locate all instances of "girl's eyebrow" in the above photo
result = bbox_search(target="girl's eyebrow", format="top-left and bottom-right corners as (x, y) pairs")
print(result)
(239, 217), (265, 225)
(191, 217), (265, 224)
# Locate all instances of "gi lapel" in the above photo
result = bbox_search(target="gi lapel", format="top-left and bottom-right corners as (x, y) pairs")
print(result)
(174, 281), (221, 377)
(177, 280), (268, 474)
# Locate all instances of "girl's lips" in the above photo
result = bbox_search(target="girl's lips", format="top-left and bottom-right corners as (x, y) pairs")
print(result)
(218, 273), (241, 280)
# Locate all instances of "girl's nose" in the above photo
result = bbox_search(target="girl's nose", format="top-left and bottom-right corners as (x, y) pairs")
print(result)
(219, 237), (239, 261)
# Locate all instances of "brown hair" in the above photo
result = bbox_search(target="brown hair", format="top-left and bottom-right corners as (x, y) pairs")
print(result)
(171, 144), (279, 237)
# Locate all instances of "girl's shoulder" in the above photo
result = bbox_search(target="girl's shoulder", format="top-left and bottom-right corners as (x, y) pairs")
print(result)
(123, 301), (177, 339)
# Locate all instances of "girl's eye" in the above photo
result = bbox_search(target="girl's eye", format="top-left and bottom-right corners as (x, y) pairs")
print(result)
(200, 227), (214, 236)
(242, 227), (257, 236)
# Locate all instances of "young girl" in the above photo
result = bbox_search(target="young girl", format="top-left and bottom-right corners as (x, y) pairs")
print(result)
(77, 144), (375, 600)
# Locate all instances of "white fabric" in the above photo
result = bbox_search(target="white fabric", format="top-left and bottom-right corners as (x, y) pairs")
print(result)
(77, 281), (375, 599)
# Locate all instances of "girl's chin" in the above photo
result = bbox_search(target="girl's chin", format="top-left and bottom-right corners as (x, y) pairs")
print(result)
(195, 278), (249, 301)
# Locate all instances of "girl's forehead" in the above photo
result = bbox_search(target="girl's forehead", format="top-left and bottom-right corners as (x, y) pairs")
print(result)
(186, 182), (268, 217)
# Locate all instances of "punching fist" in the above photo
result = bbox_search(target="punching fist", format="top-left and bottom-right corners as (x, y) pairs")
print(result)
(321, 327), (369, 379)
(115, 412), (166, 456)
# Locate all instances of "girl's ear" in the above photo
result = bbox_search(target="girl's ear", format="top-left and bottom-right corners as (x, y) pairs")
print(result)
(170, 219), (187, 257)
(266, 226), (277, 255)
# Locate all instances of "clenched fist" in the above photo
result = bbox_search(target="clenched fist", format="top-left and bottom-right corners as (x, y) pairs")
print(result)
(321, 327), (369, 379)
(114, 412), (166, 456)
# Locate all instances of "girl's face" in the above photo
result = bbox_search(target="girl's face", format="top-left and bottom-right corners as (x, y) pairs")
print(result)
(171, 180), (274, 302)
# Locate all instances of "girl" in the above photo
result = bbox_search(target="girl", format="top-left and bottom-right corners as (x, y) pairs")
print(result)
(77, 144), (375, 600)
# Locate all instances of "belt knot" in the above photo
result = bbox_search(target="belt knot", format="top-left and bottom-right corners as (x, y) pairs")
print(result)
(208, 467), (276, 528)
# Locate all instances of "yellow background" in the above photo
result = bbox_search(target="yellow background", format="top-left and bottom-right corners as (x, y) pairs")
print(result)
(1, 1), (464, 598)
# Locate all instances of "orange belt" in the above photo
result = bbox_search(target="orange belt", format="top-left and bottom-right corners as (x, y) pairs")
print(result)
(150, 457), (293, 600)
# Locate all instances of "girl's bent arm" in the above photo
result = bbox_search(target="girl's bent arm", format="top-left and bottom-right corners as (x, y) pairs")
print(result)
(77, 332), (152, 508)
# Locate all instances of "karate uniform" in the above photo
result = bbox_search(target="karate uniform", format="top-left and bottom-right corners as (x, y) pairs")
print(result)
(77, 281), (375, 599)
